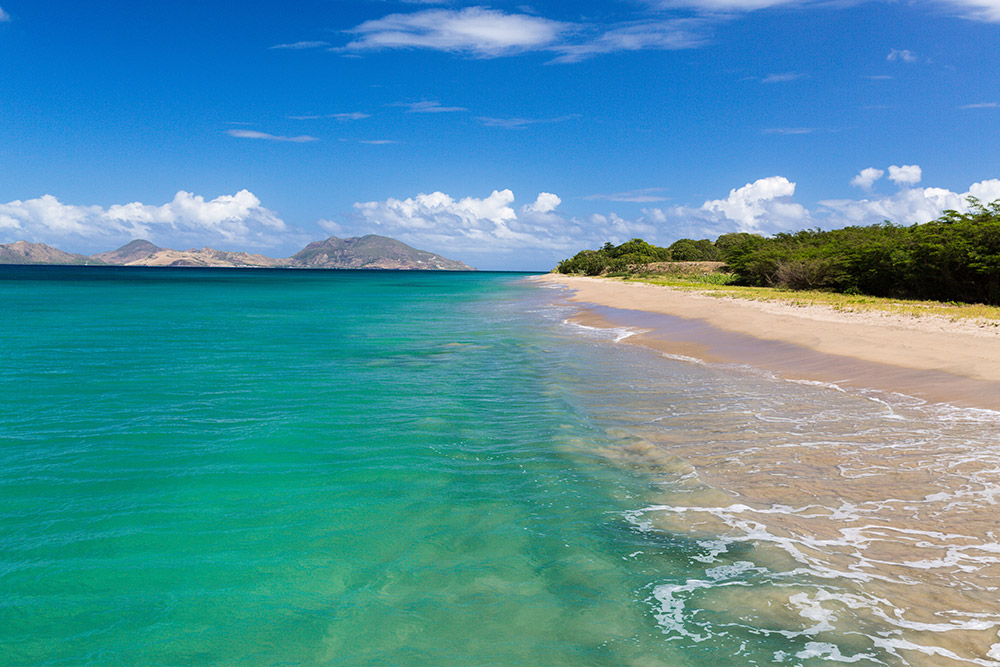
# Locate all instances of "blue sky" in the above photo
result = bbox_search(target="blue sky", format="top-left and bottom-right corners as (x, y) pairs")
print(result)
(1, 0), (998, 269)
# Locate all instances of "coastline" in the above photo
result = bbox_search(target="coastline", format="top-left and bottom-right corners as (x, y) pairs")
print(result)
(533, 273), (1000, 411)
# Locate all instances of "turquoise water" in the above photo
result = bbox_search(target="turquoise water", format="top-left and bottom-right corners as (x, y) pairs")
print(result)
(2, 267), (1000, 666)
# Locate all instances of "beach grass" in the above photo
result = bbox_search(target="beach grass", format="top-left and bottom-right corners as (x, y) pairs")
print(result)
(612, 269), (1000, 324)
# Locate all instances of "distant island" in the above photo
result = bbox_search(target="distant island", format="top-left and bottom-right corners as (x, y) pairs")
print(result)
(0, 235), (474, 271)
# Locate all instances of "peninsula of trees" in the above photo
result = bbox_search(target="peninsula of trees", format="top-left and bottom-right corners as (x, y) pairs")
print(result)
(556, 199), (1000, 306)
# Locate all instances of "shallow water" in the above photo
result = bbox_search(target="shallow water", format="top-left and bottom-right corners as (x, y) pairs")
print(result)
(1, 266), (998, 665)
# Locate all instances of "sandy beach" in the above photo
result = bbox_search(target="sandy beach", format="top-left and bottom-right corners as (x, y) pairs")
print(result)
(534, 273), (1000, 410)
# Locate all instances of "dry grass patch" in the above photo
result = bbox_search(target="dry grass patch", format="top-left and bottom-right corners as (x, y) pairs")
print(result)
(619, 273), (1000, 325)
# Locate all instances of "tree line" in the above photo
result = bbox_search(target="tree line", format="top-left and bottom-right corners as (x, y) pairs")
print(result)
(556, 199), (1000, 306)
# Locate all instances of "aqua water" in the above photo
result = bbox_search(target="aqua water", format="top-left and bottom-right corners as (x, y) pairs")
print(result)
(2, 267), (999, 666)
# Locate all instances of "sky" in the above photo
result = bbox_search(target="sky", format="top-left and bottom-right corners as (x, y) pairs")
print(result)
(0, 0), (998, 270)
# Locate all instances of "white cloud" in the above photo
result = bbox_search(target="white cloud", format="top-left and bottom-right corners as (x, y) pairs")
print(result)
(333, 173), (1000, 268)
(649, 0), (800, 10)
(346, 188), (660, 258)
(549, 19), (708, 63)
(585, 188), (670, 203)
(398, 100), (467, 113)
(477, 115), (577, 128)
(937, 0), (1000, 21)
(959, 102), (999, 109)
(0, 190), (287, 250)
(317, 218), (345, 235)
(761, 72), (804, 84)
(289, 112), (372, 121)
(359, 139), (397, 145)
(887, 48), (917, 63)
(967, 179), (1000, 204)
(819, 180), (1000, 226)
(523, 192), (561, 214)
(888, 164), (922, 186)
(762, 127), (819, 135)
(850, 167), (885, 190)
(270, 40), (331, 50)
(335, 8), (710, 63)
(342, 7), (570, 57)
(0, 7), (10, 22)
(700, 176), (808, 231)
(226, 129), (318, 143)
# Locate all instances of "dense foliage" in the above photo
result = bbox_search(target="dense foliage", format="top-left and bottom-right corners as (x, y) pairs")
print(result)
(556, 238), (717, 275)
(556, 199), (1000, 305)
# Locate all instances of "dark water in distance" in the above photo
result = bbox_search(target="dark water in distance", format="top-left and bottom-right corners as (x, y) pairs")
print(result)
(2, 265), (999, 666)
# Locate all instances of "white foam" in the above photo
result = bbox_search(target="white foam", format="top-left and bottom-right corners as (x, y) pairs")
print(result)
(795, 642), (882, 664)
(561, 319), (646, 343)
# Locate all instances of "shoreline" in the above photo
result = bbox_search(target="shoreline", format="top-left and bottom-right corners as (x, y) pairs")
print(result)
(533, 274), (1000, 411)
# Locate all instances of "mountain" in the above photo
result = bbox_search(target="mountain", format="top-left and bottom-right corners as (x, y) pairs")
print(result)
(0, 236), (474, 270)
(97, 243), (284, 268)
(289, 235), (473, 270)
(0, 241), (99, 265)
(90, 239), (163, 264)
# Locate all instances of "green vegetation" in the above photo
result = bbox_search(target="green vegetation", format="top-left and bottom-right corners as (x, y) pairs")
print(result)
(556, 199), (1000, 307)
(556, 238), (718, 275)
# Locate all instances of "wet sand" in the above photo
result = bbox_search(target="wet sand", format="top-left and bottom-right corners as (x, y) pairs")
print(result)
(535, 274), (1000, 665)
(533, 274), (1000, 411)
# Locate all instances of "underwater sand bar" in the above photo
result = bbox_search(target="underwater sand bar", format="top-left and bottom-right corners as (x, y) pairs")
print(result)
(533, 274), (1000, 410)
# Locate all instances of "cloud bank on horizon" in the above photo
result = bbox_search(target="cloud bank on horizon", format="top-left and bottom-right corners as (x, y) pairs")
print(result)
(0, 191), (288, 252)
(4, 169), (999, 268)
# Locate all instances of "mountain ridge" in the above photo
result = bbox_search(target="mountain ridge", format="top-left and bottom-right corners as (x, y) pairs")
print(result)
(0, 235), (474, 271)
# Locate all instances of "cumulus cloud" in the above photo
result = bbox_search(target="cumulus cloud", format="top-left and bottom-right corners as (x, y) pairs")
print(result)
(346, 188), (661, 258)
(887, 48), (917, 62)
(341, 7), (570, 57)
(226, 129), (318, 143)
(0, 190), (287, 250)
(850, 167), (885, 190)
(331, 172), (1000, 268)
(700, 176), (808, 231)
(820, 179), (1000, 226)
(343, 180), (814, 262)
(523, 192), (561, 214)
(968, 179), (1000, 203)
(888, 164), (922, 186)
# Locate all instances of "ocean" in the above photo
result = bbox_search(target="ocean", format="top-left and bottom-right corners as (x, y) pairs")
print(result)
(2, 266), (999, 666)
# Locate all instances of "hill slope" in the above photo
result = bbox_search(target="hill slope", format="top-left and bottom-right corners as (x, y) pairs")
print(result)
(90, 239), (163, 264)
(0, 241), (98, 265)
(289, 235), (472, 270)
